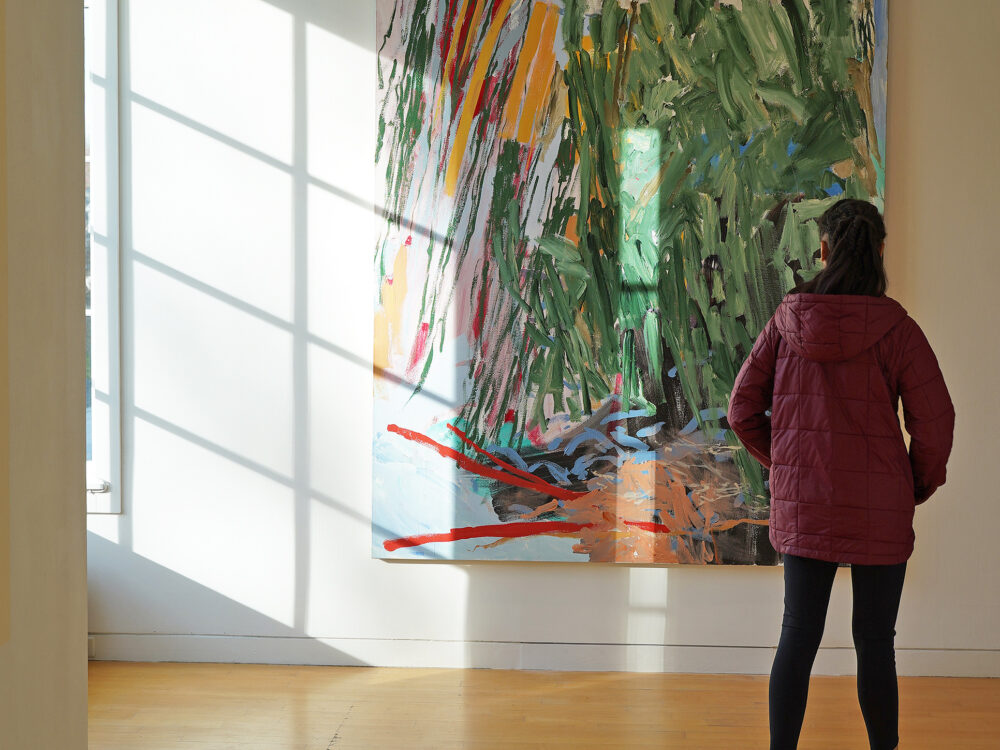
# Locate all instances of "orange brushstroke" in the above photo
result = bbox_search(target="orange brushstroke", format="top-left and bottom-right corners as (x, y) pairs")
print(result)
(564, 214), (579, 243)
(445, 0), (515, 195)
(515, 3), (560, 145)
(499, 2), (548, 140)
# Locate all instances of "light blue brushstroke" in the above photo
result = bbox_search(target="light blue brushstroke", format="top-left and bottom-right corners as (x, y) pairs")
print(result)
(678, 407), (728, 436)
(629, 450), (658, 465)
(570, 453), (603, 479)
(563, 427), (615, 454)
(526, 460), (572, 484)
(635, 421), (665, 438)
(611, 425), (650, 451)
(601, 408), (651, 424)
(487, 444), (530, 470)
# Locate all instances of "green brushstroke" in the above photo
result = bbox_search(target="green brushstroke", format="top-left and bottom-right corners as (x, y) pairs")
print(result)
(486, 0), (877, 503)
(378, 0), (884, 509)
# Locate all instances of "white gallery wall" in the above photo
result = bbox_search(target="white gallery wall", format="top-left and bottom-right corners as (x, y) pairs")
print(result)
(87, 0), (1000, 676)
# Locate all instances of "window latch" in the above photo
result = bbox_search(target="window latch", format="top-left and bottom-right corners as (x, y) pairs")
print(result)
(87, 480), (111, 495)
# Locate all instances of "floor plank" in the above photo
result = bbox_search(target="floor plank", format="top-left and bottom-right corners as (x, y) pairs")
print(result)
(88, 662), (1000, 749)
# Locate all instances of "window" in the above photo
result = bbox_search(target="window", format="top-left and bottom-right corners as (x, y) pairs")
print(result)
(84, 0), (122, 513)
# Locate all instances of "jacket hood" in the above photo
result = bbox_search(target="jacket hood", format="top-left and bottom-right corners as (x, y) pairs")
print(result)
(773, 293), (908, 362)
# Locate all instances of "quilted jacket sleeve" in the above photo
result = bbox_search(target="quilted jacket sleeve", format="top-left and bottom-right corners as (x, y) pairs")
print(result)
(729, 316), (779, 469)
(897, 319), (956, 505)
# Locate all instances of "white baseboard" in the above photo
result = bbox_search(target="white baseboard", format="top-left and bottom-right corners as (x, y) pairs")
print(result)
(88, 634), (1000, 677)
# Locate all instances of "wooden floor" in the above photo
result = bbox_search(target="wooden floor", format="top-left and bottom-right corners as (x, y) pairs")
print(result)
(88, 662), (999, 749)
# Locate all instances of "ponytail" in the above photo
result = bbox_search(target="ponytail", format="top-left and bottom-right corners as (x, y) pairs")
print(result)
(797, 198), (887, 297)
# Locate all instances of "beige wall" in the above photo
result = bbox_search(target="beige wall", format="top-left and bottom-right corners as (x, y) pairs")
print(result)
(0, 0), (88, 746)
(0, 0), (9, 649)
(883, 0), (1000, 641)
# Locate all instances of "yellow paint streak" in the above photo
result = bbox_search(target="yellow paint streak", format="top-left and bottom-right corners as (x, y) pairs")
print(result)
(515, 3), (560, 145)
(373, 246), (410, 394)
(499, 2), (548, 140)
(445, 0), (515, 195)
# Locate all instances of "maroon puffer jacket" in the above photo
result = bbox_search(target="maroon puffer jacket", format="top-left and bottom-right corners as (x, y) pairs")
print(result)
(728, 293), (955, 565)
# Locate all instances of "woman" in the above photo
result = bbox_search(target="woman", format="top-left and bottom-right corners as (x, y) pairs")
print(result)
(728, 198), (955, 750)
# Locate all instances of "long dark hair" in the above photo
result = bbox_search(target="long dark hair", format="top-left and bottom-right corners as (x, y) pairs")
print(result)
(796, 198), (887, 296)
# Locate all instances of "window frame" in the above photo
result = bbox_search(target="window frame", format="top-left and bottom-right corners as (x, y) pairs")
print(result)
(85, 0), (123, 515)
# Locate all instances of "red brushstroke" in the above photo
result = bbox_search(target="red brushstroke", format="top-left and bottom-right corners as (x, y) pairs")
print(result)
(438, 0), (463, 60)
(383, 427), (676, 552)
(487, 0), (505, 23)
(444, 423), (580, 498)
(449, 4), (477, 88)
(384, 520), (594, 551)
(472, 273), (490, 340)
(388, 423), (583, 501)
(622, 519), (673, 534)
(473, 74), (493, 125)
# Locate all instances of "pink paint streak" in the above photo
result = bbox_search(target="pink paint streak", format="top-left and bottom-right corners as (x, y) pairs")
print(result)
(525, 424), (545, 447)
(407, 322), (430, 374)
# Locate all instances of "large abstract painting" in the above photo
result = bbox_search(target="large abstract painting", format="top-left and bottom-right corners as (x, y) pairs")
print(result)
(373, 0), (887, 563)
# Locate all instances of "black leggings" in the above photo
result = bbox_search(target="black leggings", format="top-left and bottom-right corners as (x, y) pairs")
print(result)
(769, 552), (907, 750)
